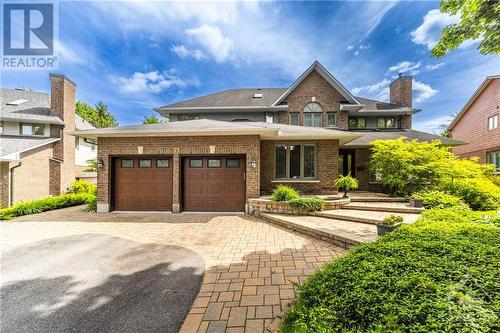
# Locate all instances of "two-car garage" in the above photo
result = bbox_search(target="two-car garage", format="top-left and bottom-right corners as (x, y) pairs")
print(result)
(112, 155), (246, 212)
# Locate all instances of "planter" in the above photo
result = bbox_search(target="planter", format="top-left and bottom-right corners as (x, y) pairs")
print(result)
(376, 223), (401, 236)
(409, 198), (424, 208)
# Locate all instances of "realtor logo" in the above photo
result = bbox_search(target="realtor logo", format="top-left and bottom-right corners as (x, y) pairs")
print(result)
(2, 1), (58, 69)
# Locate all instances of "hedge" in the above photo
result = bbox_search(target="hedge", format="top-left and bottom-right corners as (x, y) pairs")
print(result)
(287, 198), (325, 212)
(280, 209), (500, 332)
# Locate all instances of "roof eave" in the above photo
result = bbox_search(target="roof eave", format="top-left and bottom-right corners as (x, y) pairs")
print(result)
(0, 115), (64, 125)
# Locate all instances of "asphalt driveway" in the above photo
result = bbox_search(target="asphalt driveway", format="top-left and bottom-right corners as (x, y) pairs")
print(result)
(1, 233), (205, 333)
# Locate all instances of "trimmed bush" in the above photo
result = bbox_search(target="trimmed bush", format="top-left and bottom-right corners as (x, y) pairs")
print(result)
(0, 193), (94, 219)
(281, 209), (500, 332)
(271, 185), (300, 202)
(69, 180), (96, 195)
(287, 198), (325, 212)
(419, 190), (469, 210)
(381, 214), (403, 226)
(438, 178), (500, 210)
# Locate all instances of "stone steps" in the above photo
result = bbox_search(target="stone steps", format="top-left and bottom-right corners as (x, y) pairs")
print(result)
(349, 197), (408, 203)
(343, 202), (424, 214)
(256, 212), (377, 249)
(315, 209), (421, 225)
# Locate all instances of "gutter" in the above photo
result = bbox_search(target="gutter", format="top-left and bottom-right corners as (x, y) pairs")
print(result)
(9, 162), (22, 206)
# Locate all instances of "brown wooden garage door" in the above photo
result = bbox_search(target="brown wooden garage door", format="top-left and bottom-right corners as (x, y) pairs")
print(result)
(113, 157), (173, 211)
(183, 156), (246, 212)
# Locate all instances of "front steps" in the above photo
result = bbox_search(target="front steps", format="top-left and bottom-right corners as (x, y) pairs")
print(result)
(315, 209), (421, 225)
(343, 202), (424, 214)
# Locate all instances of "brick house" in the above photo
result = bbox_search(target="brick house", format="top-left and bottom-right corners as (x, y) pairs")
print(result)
(0, 74), (97, 207)
(448, 75), (500, 172)
(73, 61), (458, 213)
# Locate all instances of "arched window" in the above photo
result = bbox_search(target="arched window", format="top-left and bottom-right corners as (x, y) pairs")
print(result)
(303, 102), (323, 127)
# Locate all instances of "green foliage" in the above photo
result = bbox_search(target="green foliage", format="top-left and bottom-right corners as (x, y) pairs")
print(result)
(143, 114), (167, 124)
(271, 185), (301, 202)
(381, 214), (404, 226)
(86, 195), (97, 212)
(84, 159), (98, 172)
(432, 0), (500, 58)
(492, 176), (500, 188)
(333, 174), (359, 197)
(288, 198), (325, 212)
(419, 190), (469, 210)
(280, 209), (500, 332)
(69, 180), (96, 195)
(0, 193), (94, 219)
(438, 178), (500, 210)
(76, 100), (118, 128)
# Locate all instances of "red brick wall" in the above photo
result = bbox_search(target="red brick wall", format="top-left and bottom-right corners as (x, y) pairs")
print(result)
(390, 76), (412, 107)
(451, 79), (500, 162)
(0, 162), (9, 208)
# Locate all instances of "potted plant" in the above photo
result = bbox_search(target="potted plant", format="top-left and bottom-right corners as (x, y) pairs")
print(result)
(334, 173), (359, 198)
(377, 215), (404, 236)
(409, 193), (424, 208)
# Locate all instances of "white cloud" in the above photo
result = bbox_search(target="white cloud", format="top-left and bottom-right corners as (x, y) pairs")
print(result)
(110, 70), (188, 94)
(424, 63), (445, 71)
(413, 115), (451, 133)
(57, 41), (86, 65)
(170, 44), (205, 60)
(346, 45), (354, 51)
(411, 9), (459, 50)
(186, 24), (233, 63)
(413, 80), (438, 103)
(352, 78), (391, 101)
(388, 61), (422, 76)
(353, 44), (370, 56)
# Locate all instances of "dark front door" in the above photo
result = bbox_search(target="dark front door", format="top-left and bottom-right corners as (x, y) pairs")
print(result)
(113, 157), (173, 211)
(182, 156), (246, 212)
(338, 150), (356, 177)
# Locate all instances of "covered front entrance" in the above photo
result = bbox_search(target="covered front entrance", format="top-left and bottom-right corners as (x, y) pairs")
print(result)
(182, 156), (246, 212)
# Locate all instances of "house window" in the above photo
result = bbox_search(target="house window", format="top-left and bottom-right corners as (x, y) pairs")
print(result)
(208, 159), (221, 168)
(377, 117), (397, 128)
(179, 115), (199, 121)
(303, 102), (323, 127)
(487, 151), (500, 171)
(289, 113), (299, 126)
(275, 144), (316, 179)
(139, 159), (152, 168)
(21, 123), (44, 136)
(156, 159), (170, 168)
(266, 113), (274, 123)
(348, 117), (366, 129)
(327, 112), (337, 127)
(488, 115), (498, 130)
(121, 159), (134, 168)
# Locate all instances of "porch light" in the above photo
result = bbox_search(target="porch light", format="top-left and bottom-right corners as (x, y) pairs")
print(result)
(250, 160), (257, 168)
(97, 159), (105, 169)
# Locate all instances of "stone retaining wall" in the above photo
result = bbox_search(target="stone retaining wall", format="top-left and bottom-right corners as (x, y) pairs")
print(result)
(248, 198), (350, 215)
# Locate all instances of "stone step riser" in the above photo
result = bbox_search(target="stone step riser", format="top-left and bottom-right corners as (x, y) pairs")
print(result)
(344, 205), (423, 214)
(350, 198), (408, 203)
(313, 212), (380, 225)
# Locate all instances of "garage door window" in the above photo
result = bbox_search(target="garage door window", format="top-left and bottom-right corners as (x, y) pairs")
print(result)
(156, 159), (170, 168)
(226, 159), (240, 168)
(121, 159), (134, 168)
(139, 159), (152, 168)
(190, 159), (203, 168)
(208, 159), (221, 168)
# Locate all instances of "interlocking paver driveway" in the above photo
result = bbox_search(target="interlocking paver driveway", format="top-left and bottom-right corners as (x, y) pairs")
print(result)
(1, 206), (345, 333)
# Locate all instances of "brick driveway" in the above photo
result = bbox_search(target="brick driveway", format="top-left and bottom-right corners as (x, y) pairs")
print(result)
(1, 206), (345, 333)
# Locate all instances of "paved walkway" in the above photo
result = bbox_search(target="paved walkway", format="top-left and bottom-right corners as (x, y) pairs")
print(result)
(1, 206), (345, 333)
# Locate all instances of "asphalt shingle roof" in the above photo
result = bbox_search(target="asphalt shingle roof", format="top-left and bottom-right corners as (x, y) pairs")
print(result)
(344, 129), (463, 147)
(0, 135), (60, 160)
(0, 89), (63, 124)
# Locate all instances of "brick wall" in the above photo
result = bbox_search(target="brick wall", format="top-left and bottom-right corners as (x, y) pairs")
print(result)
(390, 75), (412, 107)
(0, 162), (9, 208)
(451, 79), (500, 162)
(96, 135), (261, 212)
(400, 114), (412, 129)
(260, 139), (339, 194)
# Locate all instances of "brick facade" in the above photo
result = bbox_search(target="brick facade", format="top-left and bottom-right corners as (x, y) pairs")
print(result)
(390, 75), (412, 107)
(451, 78), (500, 163)
(0, 162), (9, 208)
(96, 135), (261, 212)
(260, 140), (339, 195)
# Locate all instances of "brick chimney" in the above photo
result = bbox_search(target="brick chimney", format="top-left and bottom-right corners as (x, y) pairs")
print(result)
(390, 73), (412, 107)
(49, 73), (77, 193)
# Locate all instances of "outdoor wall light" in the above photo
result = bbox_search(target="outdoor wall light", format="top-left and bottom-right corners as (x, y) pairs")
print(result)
(250, 160), (257, 168)
(97, 159), (105, 169)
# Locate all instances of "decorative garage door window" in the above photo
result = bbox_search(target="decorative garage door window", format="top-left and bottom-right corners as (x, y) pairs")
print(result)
(139, 159), (152, 168)
(208, 159), (221, 168)
(121, 159), (134, 168)
(156, 159), (170, 168)
(226, 159), (240, 168)
(190, 159), (203, 168)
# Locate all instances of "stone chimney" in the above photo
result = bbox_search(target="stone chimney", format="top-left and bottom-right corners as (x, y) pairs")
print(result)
(389, 73), (412, 107)
(49, 73), (77, 193)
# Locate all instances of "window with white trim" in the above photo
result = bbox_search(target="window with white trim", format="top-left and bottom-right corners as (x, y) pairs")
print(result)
(275, 144), (316, 179)
(327, 112), (337, 127)
(487, 115), (498, 130)
(487, 151), (500, 171)
(289, 113), (299, 126)
(21, 123), (44, 136)
(303, 102), (323, 127)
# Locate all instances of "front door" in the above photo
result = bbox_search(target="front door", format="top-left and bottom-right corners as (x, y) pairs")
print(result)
(338, 150), (355, 177)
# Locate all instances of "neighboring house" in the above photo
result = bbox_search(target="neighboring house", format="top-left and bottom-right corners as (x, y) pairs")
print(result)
(0, 74), (97, 207)
(73, 61), (458, 213)
(448, 76), (500, 173)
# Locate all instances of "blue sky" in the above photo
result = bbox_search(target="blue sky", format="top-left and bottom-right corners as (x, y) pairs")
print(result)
(1, 0), (498, 133)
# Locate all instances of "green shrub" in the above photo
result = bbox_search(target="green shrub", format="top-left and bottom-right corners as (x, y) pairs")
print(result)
(419, 190), (469, 210)
(69, 180), (96, 195)
(0, 193), (94, 219)
(491, 176), (500, 188)
(281, 210), (500, 332)
(438, 178), (500, 210)
(288, 198), (325, 212)
(380, 214), (403, 226)
(271, 185), (300, 202)
(333, 174), (359, 198)
(473, 212), (500, 227)
(86, 195), (97, 212)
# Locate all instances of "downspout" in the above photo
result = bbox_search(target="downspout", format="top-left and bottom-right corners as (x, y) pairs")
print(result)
(9, 162), (22, 206)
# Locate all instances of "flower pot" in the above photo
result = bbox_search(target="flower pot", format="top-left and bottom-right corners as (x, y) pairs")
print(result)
(409, 198), (423, 208)
(377, 223), (401, 236)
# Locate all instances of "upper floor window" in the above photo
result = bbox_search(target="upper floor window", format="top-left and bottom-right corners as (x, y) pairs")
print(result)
(488, 115), (498, 130)
(348, 117), (366, 129)
(327, 112), (337, 127)
(179, 115), (199, 121)
(303, 102), (323, 127)
(377, 117), (397, 129)
(21, 123), (44, 136)
(487, 151), (500, 171)
(289, 113), (299, 126)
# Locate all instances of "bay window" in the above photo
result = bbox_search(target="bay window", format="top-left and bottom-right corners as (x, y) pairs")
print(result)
(275, 144), (316, 179)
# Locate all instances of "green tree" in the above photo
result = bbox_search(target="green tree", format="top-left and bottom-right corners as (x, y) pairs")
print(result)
(75, 101), (118, 128)
(142, 114), (167, 124)
(432, 0), (500, 57)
